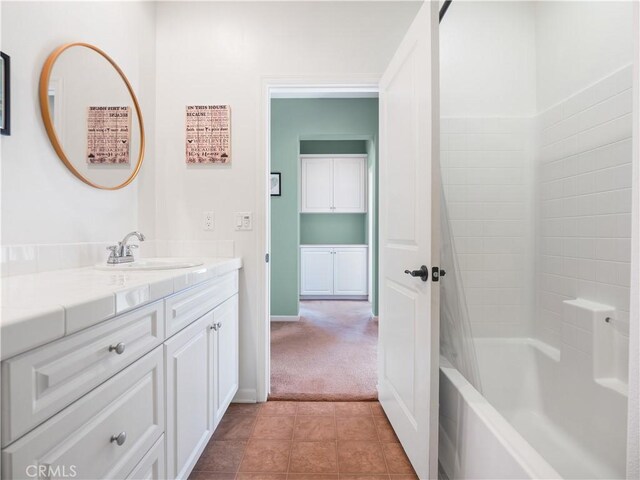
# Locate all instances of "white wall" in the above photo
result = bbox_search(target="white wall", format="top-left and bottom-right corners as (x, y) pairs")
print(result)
(535, 1), (634, 112)
(0, 1), (156, 246)
(152, 1), (421, 400)
(439, 1), (537, 117)
(0, 0), (421, 401)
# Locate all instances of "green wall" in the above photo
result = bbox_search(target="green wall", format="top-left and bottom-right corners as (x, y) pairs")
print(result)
(300, 214), (366, 245)
(270, 98), (379, 316)
(300, 140), (367, 155)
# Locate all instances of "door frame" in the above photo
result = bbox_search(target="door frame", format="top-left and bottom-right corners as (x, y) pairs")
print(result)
(257, 77), (380, 401)
(628, 3), (640, 475)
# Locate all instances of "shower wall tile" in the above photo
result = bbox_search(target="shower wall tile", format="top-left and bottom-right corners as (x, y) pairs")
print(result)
(535, 65), (633, 350)
(441, 116), (534, 338)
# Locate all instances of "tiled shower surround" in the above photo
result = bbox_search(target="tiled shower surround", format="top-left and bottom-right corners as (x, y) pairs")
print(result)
(441, 117), (534, 338)
(536, 66), (632, 353)
(442, 65), (632, 369)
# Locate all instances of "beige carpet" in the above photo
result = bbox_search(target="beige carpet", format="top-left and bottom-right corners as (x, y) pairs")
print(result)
(270, 300), (378, 401)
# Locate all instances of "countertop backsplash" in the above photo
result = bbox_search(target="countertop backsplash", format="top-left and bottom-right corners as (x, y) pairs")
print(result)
(1, 240), (235, 277)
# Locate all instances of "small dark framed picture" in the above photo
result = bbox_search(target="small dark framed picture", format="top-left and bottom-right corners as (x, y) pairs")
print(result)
(270, 172), (281, 196)
(0, 51), (10, 136)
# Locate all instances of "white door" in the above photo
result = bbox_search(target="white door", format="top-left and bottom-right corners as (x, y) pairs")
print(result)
(378, 2), (440, 479)
(301, 157), (333, 212)
(300, 247), (334, 295)
(333, 157), (367, 212)
(165, 313), (214, 480)
(213, 294), (239, 427)
(334, 246), (368, 295)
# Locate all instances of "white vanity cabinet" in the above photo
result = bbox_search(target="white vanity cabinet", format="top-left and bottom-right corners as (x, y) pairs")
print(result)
(0, 262), (241, 480)
(165, 310), (215, 480)
(165, 293), (239, 479)
(212, 295), (240, 426)
(1, 301), (165, 447)
(300, 246), (368, 297)
(300, 156), (367, 213)
(2, 347), (165, 480)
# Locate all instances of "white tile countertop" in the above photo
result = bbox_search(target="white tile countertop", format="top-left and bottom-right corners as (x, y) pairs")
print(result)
(0, 257), (242, 360)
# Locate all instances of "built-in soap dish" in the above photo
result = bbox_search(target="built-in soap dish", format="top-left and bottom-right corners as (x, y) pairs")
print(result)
(562, 298), (628, 397)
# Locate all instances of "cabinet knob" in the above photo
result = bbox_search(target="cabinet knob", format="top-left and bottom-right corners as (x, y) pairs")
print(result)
(210, 322), (223, 331)
(110, 431), (127, 446)
(109, 342), (126, 355)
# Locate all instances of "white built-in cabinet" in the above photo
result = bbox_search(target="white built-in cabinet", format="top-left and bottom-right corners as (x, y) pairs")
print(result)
(1, 269), (240, 480)
(300, 246), (368, 296)
(300, 156), (367, 213)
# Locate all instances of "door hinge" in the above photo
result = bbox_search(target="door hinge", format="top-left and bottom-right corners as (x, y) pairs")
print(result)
(265, 253), (270, 263)
(432, 267), (446, 282)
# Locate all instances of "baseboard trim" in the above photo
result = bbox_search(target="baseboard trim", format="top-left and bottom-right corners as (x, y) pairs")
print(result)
(300, 295), (369, 301)
(233, 388), (258, 403)
(270, 315), (300, 322)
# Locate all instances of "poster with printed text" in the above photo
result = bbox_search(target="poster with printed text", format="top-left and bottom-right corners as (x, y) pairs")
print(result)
(185, 105), (231, 164)
(86, 106), (131, 164)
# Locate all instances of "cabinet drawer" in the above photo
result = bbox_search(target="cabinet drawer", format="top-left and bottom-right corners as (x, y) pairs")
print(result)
(2, 301), (164, 447)
(127, 434), (165, 480)
(2, 347), (164, 480)
(164, 270), (238, 337)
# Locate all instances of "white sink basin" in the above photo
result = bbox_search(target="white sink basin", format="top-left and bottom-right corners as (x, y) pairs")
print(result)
(95, 258), (204, 271)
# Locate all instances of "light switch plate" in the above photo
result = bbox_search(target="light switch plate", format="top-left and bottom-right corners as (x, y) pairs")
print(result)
(235, 212), (252, 231)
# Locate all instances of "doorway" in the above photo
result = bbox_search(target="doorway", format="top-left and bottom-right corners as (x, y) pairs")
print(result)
(267, 93), (380, 401)
(257, 5), (442, 479)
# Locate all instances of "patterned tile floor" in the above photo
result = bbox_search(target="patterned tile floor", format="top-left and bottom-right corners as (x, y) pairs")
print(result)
(189, 401), (418, 480)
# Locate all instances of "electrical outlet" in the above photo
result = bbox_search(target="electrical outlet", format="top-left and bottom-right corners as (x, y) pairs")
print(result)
(202, 211), (214, 231)
(235, 212), (252, 231)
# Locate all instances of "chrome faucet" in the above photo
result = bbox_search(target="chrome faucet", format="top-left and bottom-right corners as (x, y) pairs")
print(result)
(107, 231), (146, 264)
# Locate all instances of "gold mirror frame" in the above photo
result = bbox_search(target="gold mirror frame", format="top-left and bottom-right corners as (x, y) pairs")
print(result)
(39, 43), (145, 190)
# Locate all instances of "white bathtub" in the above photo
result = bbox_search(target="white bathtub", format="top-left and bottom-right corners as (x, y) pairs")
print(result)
(439, 338), (627, 479)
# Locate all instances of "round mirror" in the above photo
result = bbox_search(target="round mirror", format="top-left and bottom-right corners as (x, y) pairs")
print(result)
(39, 43), (145, 190)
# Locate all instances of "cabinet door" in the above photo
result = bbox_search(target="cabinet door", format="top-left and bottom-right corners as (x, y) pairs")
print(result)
(212, 295), (239, 427)
(301, 157), (333, 212)
(127, 434), (165, 480)
(333, 247), (368, 295)
(165, 313), (214, 480)
(300, 247), (334, 295)
(333, 157), (367, 213)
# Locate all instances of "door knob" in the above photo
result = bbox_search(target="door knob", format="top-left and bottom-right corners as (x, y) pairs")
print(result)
(404, 265), (429, 282)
